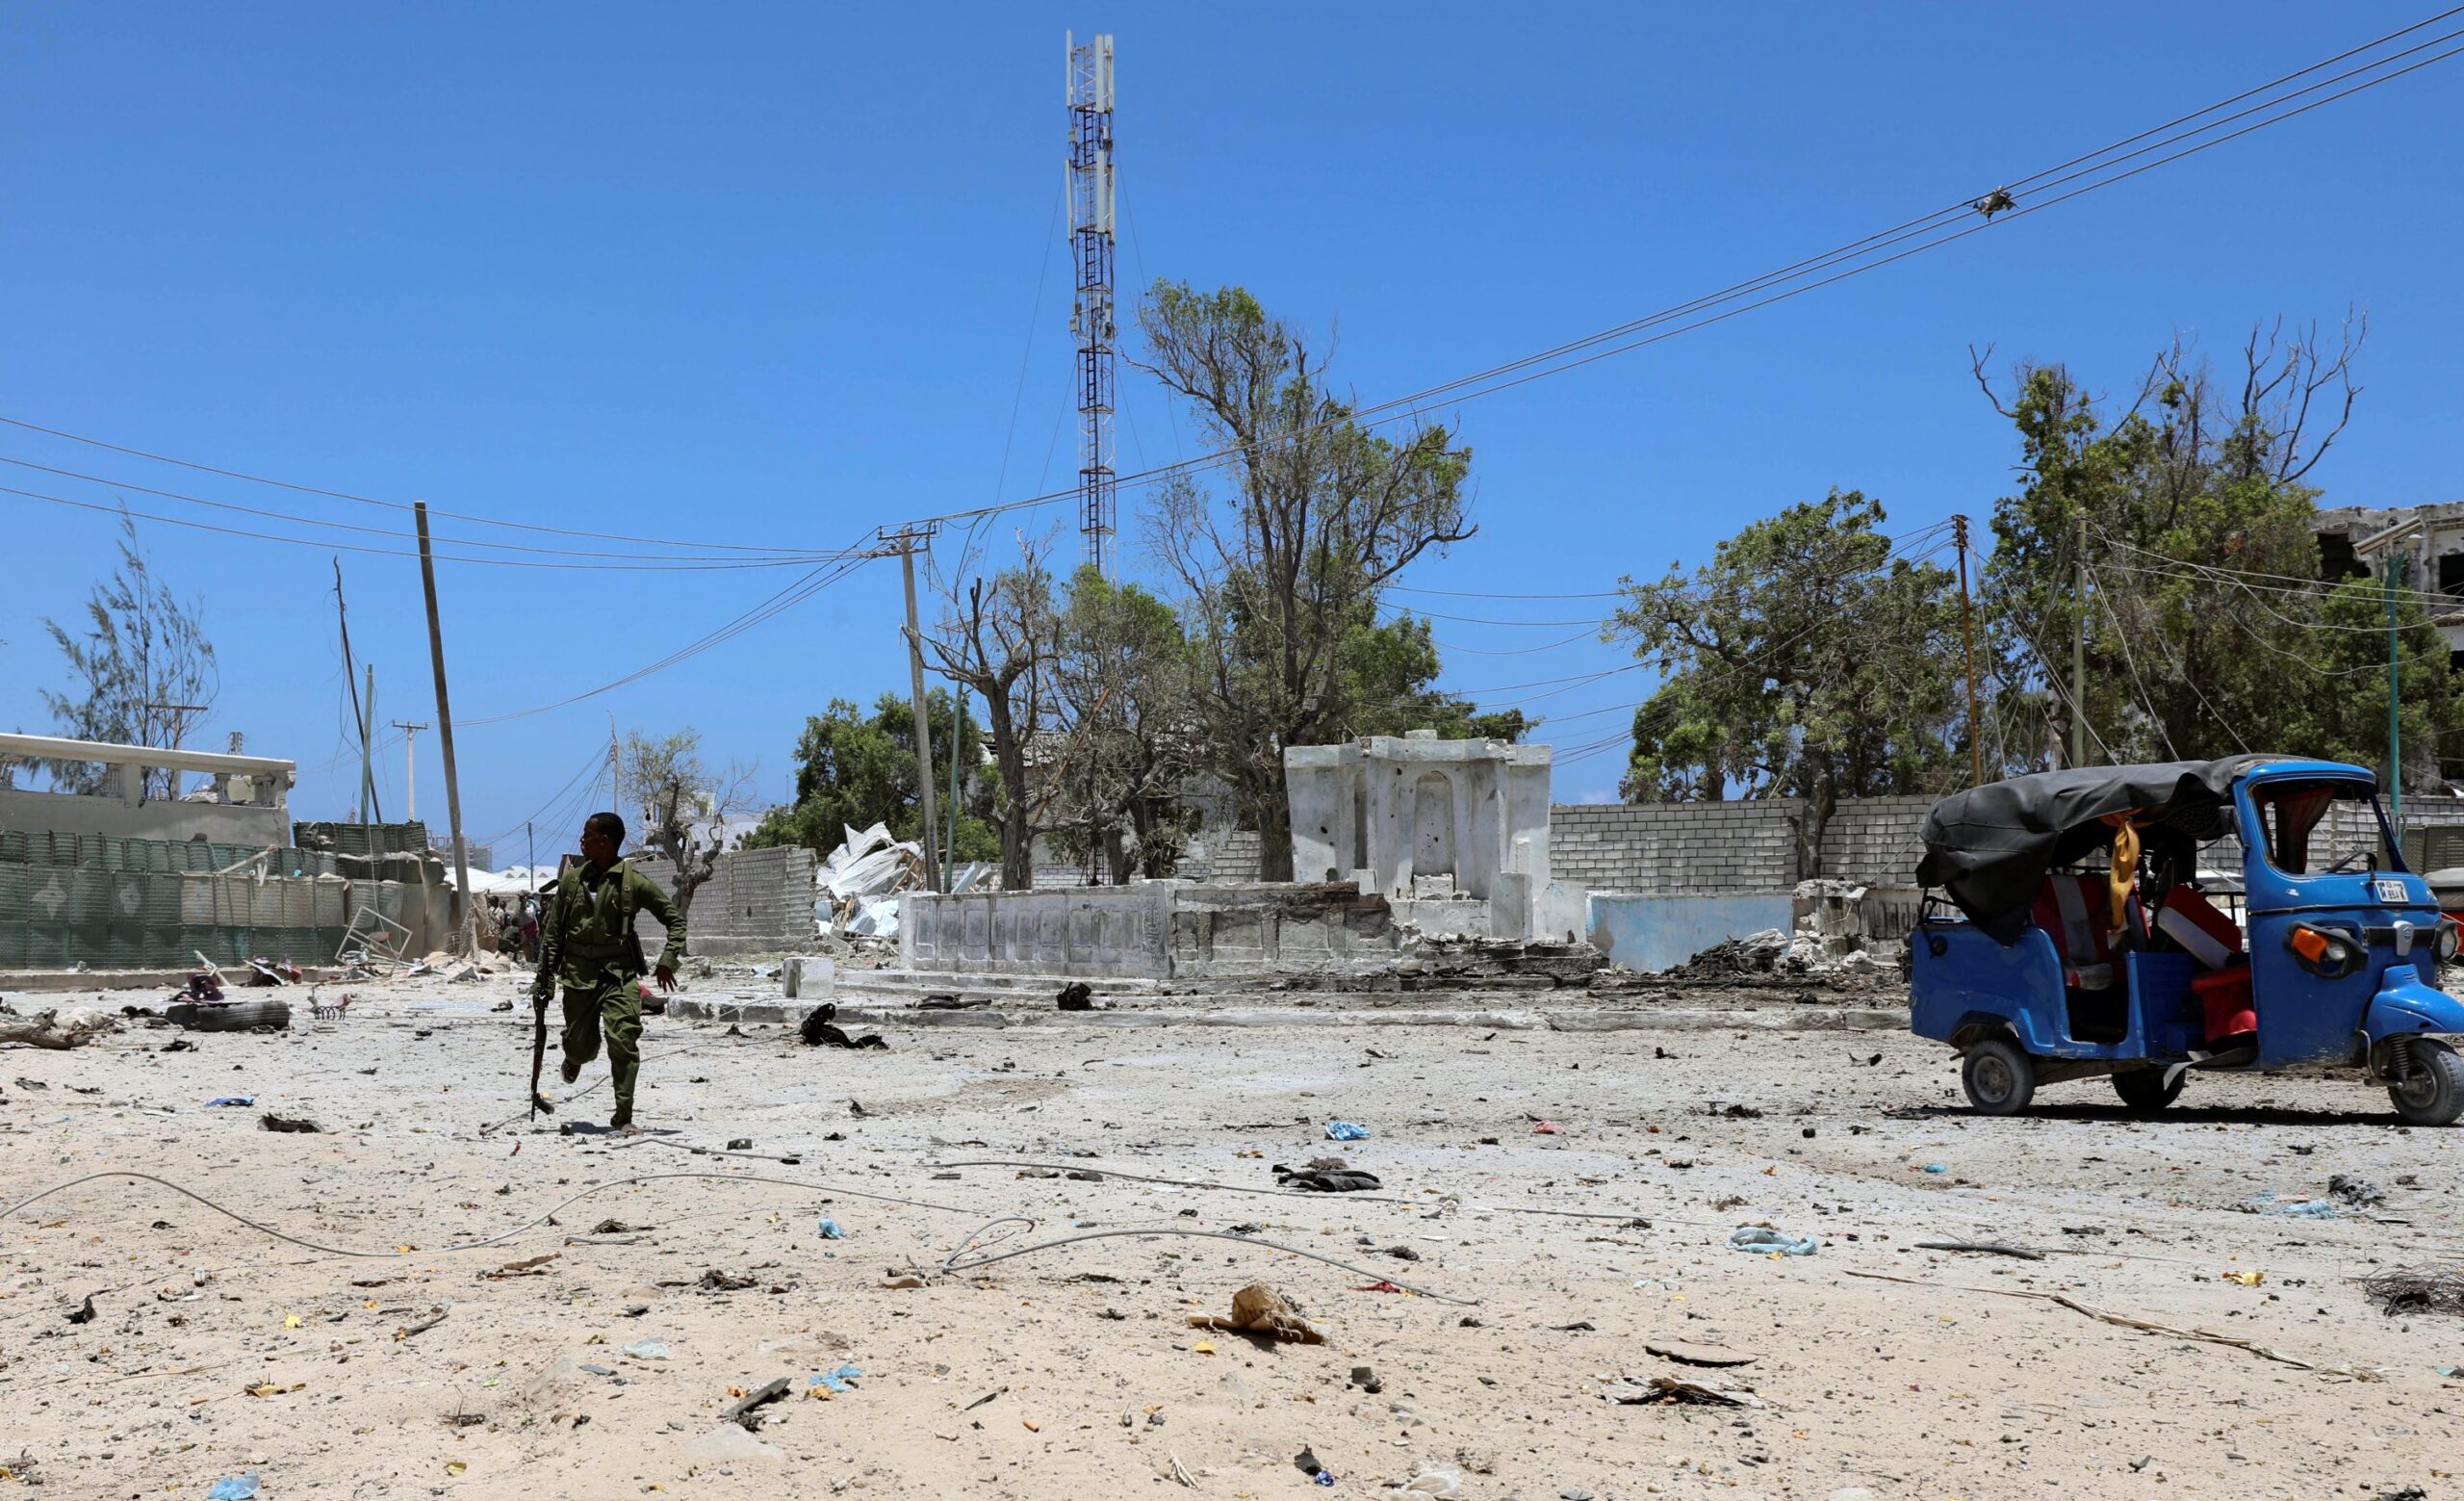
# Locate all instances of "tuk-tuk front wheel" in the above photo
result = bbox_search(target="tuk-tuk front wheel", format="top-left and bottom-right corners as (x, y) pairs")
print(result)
(2113, 1067), (2185, 1114)
(1962, 1037), (2036, 1116)
(2386, 1037), (2464, 1126)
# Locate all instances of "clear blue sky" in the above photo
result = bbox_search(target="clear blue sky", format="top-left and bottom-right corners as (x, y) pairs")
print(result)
(4, 3), (2458, 853)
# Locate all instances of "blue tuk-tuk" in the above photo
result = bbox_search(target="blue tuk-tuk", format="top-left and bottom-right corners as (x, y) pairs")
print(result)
(1910, 755), (2464, 1124)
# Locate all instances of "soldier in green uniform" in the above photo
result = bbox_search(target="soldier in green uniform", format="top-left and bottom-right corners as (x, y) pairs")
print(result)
(530, 811), (686, 1132)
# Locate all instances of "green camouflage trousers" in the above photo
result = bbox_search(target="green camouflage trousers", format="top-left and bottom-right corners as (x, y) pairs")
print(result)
(559, 978), (642, 1117)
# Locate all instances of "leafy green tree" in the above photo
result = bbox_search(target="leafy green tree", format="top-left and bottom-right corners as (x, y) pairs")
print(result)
(40, 514), (218, 795)
(2297, 576), (2458, 791)
(1972, 318), (2366, 769)
(743, 693), (997, 860)
(1609, 490), (1964, 871)
(1137, 281), (1478, 877)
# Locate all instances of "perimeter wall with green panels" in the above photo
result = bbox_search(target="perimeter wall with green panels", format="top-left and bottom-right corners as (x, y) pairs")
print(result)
(0, 828), (369, 970)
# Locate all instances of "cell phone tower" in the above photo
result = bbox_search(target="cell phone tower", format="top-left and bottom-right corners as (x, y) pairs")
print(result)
(1067, 30), (1116, 576)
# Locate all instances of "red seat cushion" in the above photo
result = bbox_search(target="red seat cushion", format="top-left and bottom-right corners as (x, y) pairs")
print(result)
(2156, 887), (2242, 970)
(2192, 964), (2256, 1044)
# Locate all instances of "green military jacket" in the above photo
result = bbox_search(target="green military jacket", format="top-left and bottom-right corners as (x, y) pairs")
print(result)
(534, 859), (686, 995)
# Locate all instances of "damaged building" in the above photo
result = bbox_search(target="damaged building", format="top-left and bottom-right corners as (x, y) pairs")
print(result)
(2312, 500), (2464, 669)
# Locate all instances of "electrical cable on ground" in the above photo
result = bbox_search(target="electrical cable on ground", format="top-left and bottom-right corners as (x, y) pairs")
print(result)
(937, 1219), (1478, 1305)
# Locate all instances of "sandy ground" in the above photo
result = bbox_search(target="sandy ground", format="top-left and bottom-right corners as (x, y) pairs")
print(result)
(2, 971), (2459, 1501)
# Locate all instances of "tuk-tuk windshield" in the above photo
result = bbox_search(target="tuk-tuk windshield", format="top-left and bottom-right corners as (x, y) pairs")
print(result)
(2249, 778), (2396, 875)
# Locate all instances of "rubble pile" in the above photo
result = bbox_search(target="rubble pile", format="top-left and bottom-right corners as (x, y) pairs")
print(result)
(812, 823), (995, 946)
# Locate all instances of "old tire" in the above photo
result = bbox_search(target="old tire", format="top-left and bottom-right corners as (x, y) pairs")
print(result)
(2113, 1068), (2184, 1114)
(167, 998), (292, 1033)
(1961, 1037), (2036, 1116)
(2387, 1037), (2464, 1126)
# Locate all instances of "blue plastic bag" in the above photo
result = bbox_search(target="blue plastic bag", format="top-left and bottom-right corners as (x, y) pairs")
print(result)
(204, 1097), (255, 1108)
(1728, 1226), (1818, 1256)
(816, 1217), (846, 1240)
(808, 1363), (864, 1393)
(1323, 1120), (1372, 1142)
(208, 1478), (261, 1501)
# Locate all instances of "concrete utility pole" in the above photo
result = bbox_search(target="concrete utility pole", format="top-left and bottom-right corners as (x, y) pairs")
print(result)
(358, 667), (378, 825)
(608, 713), (623, 834)
(392, 720), (428, 819)
(411, 500), (477, 958)
(879, 523), (944, 894)
(1953, 515), (1984, 789)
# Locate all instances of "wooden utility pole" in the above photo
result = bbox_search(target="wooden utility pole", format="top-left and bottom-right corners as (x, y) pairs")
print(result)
(412, 501), (478, 957)
(2071, 508), (2091, 768)
(1952, 515), (1984, 788)
(391, 720), (428, 818)
(879, 524), (944, 893)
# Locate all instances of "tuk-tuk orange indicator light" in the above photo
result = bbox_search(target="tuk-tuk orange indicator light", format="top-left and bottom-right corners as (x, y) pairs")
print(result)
(2290, 927), (2331, 965)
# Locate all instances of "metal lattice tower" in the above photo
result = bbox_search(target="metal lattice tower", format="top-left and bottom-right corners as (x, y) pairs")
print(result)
(1067, 30), (1116, 575)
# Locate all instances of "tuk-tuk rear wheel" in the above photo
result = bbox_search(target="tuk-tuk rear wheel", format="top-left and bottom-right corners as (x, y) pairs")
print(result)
(2113, 1068), (2184, 1114)
(1962, 1037), (2036, 1116)
(2386, 1037), (2464, 1127)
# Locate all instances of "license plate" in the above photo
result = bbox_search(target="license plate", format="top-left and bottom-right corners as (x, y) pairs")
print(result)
(2374, 878), (2409, 905)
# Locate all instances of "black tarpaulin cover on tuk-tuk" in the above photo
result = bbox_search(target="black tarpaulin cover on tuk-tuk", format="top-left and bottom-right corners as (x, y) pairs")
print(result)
(1914, 755), (2289, 943)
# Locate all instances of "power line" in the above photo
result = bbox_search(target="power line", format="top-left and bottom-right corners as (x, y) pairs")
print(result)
(898, 19), (2464, 538)
(0, 453), (847, 565)
(0, 413), (820, 555)
(0, 481), (870, 573)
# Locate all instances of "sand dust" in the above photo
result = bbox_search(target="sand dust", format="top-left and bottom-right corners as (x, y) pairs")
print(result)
(3, 973), (2458, 1499)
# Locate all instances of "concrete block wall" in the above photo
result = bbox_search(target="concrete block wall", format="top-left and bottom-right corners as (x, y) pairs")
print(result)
(1549, 796), (1937, 893)
(629, 845), (817, 958)
(1548, 802), (1801, 893)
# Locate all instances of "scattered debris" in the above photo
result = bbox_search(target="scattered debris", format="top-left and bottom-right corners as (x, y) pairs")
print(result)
(2245, 1191), (2340, 1219)
(800, 1004), (886, 1049)
(700, 1269), (758, 1292)
(622, 1340), (671, 1360)
(66, 1292), (97, 1325)
(2360, 1263), (2464, 1320)
(720, 1376), (792, 1431)
(0, 1002), (117, 1050)
(259, 1112), (321, 1134)
(804, 1364), (863, 1396)
(1611, 1374), (1769, 1409)
(1186, 1283), (1327, 1344)
(204, 1096), (255, 1108)
(486, 1255), (559, 1280)
(1914, 1240), (2045, 1260)
(1057, 982), (1094, 1012)
(1348, 1364), (1381, 1392)
(1531, 1120), (1565, 1134)
(2329, 1173), (2387, 1207)
(1295, 1446), (1336, 1486)
(396, 1306), (448, 1340)
(726, 1138), (754, 1151)
(1644, 1339), (1755, 1367)
(1322, 1119), (1372, 1142)
(817, 1218), (847, 1240)
(1273, 1166), (1383, 1193)
(1729, 1227), (1817, 1256)
(1848, 1271), (2330, 1372)
(207, 1477), (262, 1501)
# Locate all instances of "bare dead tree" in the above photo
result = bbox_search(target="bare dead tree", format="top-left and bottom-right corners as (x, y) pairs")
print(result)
(921, 530), (1060, 891)
(622, 728), (755, 918)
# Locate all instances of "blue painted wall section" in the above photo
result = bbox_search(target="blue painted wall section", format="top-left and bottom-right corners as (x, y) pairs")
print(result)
(1585, 892), (1794, 972)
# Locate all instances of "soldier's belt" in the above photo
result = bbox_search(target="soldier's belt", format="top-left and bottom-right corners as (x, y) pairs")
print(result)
(565, 941), (632, 959)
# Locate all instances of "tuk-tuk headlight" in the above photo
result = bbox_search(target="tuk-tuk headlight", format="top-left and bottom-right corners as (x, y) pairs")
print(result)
(2287, 921), (2364, 980)
(2439, 919), (2461, 963)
